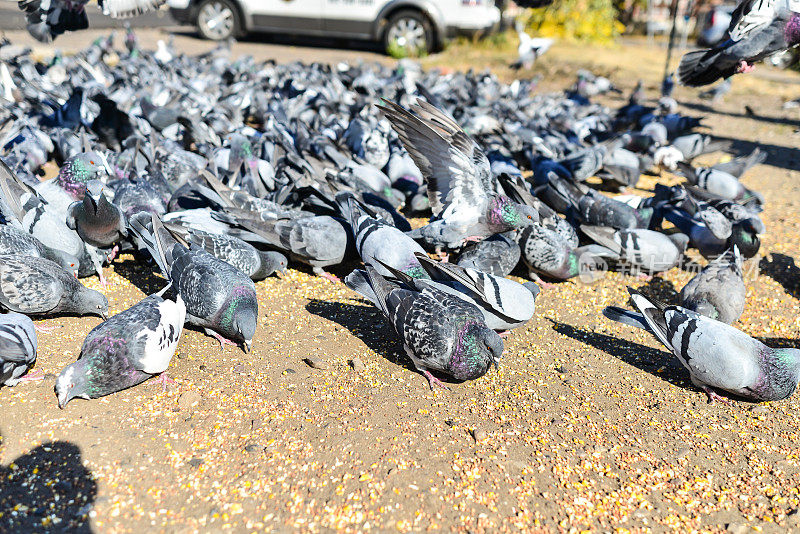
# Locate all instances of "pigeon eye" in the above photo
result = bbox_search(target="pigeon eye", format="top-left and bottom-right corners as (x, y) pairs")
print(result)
(89, 160), (95, 165)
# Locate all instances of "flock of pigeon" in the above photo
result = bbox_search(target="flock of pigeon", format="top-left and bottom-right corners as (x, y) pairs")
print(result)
(0, 24), (798, 409)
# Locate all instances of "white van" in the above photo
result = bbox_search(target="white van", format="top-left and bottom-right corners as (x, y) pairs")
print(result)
(167, 0), (502, 54)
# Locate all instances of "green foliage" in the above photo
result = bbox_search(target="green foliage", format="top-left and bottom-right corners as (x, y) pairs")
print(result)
(522, 0), (626, 44)
(386, 40), (428, 59)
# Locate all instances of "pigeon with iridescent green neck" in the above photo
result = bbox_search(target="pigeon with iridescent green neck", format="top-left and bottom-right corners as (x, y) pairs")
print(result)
(128, 213), (257, 353)
(35, 152), (112, 214)
(55, 288), (185, 408)
(603, 288), (800, 403)
(377, 99), (539, 251)
(336, 192), (428, 279)
(345, 265), (503, 390)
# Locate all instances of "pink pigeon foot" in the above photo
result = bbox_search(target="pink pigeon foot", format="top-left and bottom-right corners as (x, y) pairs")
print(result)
(319, 271), (341, 283)
(97, 268), (108, 290)
(422, 370), (451, 391)
(156, 373), (176, 392)
(436, 252), (450, 263)
(18, 369), (45, 383)
(736, 61), (755, 74)
(106, 245), (120, 263)
(497, 330), (510, 339)
(34, 324), (61, 334)
(702, 385), (732, 405)
(209, 331), (237, 349)
(528, 272), (554, 290)
(637, 273), (653, 281)
(463, 236), (484, 243)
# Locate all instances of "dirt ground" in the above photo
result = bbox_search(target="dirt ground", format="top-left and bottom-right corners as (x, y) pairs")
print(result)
(2, 27), (800, 533)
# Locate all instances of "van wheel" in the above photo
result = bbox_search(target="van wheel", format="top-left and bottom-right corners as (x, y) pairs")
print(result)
(383, 10), (435, 57)
(196, 0), (240, 41)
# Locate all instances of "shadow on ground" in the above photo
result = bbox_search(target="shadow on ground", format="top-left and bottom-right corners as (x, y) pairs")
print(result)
(548, 319), (693, 390)
(682, 100), (800, 130)
(112, 254), (168, 296)
(305, 298), (418, 374)
(171, 30), (384, 55)
(0, 436), (97, 533)
(759, 253), (800, 300)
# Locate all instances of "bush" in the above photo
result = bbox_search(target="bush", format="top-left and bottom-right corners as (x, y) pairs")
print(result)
(521, 0), (626, 44)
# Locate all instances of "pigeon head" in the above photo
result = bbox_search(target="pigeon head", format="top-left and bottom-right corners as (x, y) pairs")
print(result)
(729, 223), (760, 259)
(73, 288), (109, 319)
(488, 196), (539, 232)
(220, 287), (258, 352)
(452, 320), (504, 381)
(55, 361), (89, 409)
(58, 152), (112, 199)
(254, 251), (288, 281)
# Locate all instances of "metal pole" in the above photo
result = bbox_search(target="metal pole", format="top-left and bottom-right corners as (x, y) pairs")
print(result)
(663, 0), (680, 79)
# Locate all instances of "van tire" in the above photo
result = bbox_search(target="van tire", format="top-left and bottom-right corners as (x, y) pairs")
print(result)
(383, 9), (436, 57)
(196, 0), (241, 41)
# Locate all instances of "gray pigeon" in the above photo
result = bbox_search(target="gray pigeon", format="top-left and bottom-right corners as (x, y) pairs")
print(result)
(66, 190), (128, 249)
(0, 312), (37, 386)
(456, 233), (521, 277)
(376, 253), (539, 332)
(128, 214), (258, 352)
(163, 223), (287, 281)
(0, 255), (108, 318)
(0, 225), (78, 275)
(581, 226), (685, 273)
(377, 99), (538, 251)
(603, 288), (800, 403)
(670, 134), (732, 160)
(55, 288), (185, 408)
(337, 193), (428, 279)
(676, 161), (758, 203)
(345, 265), (503, 389)
(680, 247), (745, 324)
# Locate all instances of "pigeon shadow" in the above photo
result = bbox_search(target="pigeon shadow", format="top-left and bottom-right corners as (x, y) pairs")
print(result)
(548, 319), (693, 390)
(634, 276), (680, 304)
(0, 436), (97, 533)
(681, 100), (800, 130)
(169, 30), (385, 55)
(756, 337), (800, 349)
(691, 134), (800, 173)
(759, 253), (800, 300)
(111, 253), (168, 296)
(305, 298), (443, 381)
(305, 298), (415, 372)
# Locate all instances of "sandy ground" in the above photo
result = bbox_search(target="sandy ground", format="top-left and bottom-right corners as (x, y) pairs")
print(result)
(1, 27), (800, 533)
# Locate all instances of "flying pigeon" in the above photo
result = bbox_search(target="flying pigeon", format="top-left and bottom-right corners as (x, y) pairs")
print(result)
(678, 0), (800, 86)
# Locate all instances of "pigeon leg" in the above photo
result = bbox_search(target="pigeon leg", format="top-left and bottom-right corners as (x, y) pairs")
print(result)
(701, 385), (732, 405)
(313, 268), (340, 282)
(527, 272), (554, 290)
(434, 248), (449, 263)
(207, 330), (237, 349)
(735, 61), (755, 74)
(34, 324), (61, 333)
(497, 330), (510, 339)
(18, 369), (45, 383)
(106, 244), (120, 263)
(156, 373), (176, 392)
(422, 370), (451, 391)
(97, 268), (109, 290)
(463, 236), (484, 243)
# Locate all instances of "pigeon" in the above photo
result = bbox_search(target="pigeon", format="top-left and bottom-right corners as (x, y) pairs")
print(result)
(676, 161), (761, 203)
(373, 253), (539, 332)
(345, 265), (503, 389)
(128, 214), (258, 352)
(581, 226), (685, 273)
(456, 233), (521, 277)
(680, 247), (746, 324)
(66, 189), (128, 249)
(0, 224), (78, 275)
(377, 99), (539, 251)
(55, 288), (185, 408)
(0, 255), (108, 318)
(511, 29), (553, 70)
(678, 0), (800, 86)
(336, 193), (428, 279)
(603, 288), (800, 402)
(163, 223), (287, 281)
(18, 0), (167, 43)
(0, 312), (37, 387)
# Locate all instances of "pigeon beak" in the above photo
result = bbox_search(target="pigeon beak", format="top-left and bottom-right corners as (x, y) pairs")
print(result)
(243, 340), (252, 354)
(493, 358), (500, 371)
(101, 311), (108, 320)
(275, 269), (286, 280)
